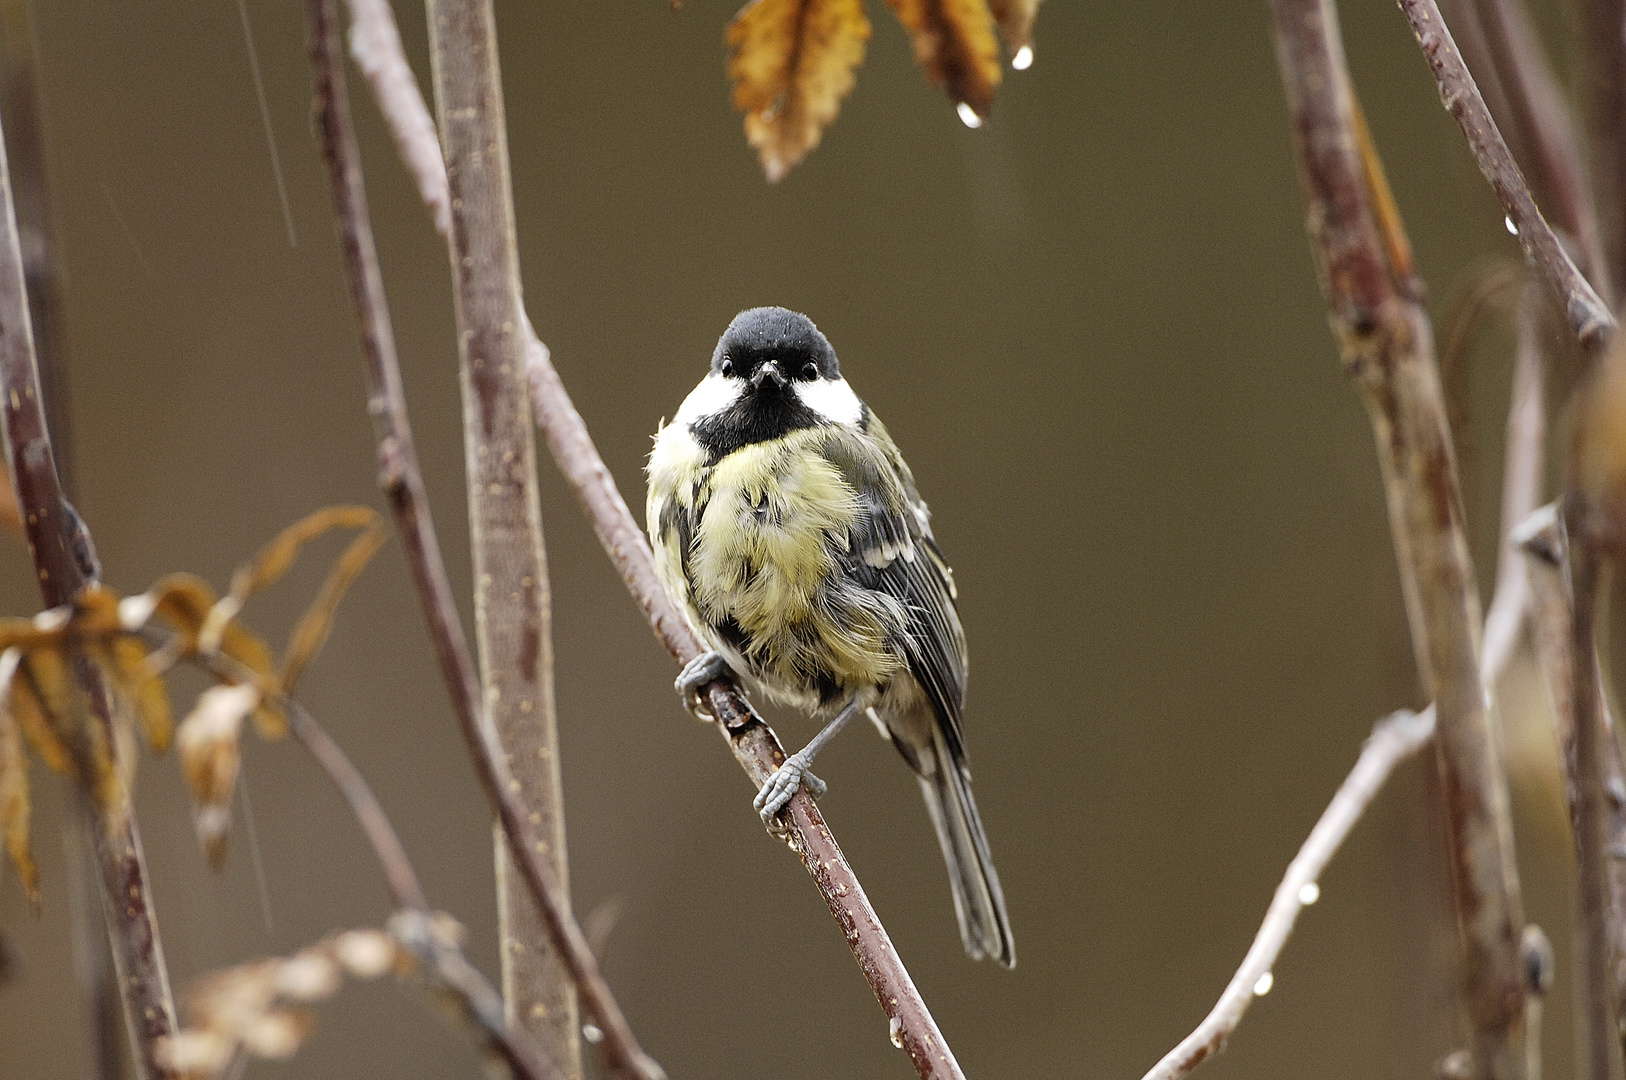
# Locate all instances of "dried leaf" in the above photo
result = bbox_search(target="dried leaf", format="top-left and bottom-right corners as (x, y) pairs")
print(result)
(10, 658), (72, 774)
(206, 507), (379, 651)
(727, 0), (871, 181)
(177, 682), (260, 868)
(106, 637), (174, 753)
(0, 651), (38, 904)
(143, 573), (224, 647)
(280, 518), (388, 694)
(986, 0), (1040, 58)
(161, 925), (404, 1078)
(0, 466), (20, 540)
(887, 0), (1002, 120)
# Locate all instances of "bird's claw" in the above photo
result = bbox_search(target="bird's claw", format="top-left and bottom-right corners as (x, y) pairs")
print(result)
(675, 651), (732, 717)
(754, 751), (825, 822)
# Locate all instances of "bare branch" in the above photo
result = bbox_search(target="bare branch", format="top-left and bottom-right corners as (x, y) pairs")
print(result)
(1576, 0), (1626, 297)
(1397, 0), (1616, 350)
(1141, 708), (1434, 1080)
(1271, 2), (1527, 1076)
(305, 5), (657, 1079)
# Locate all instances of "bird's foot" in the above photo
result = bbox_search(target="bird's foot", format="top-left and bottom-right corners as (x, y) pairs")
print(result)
(754, 751), (826, 822)
(675, 651), (732, 717)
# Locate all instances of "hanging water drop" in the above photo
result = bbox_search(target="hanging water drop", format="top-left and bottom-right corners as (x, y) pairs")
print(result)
(1253, 971), (1274, 996)
(1298, 881), (1320, 905)
(1505, 215), (1518, 236)
(1013, 45), (1034, 70)
(957, 102), (983, 129)
(889, 1017), (904, 1049)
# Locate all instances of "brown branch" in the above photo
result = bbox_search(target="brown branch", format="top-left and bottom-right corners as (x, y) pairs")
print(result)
(0, 6), (124, 1076)
(1141, 707), (1435, 1080)
(304, 5), (658, 1080)
(423, 1), (578, 1071)
(1271, 3), (1526, 1077)
(1397, 0), (1616, 351)
(335, 1), (966, 1073)
(0, 51), (180, 1080)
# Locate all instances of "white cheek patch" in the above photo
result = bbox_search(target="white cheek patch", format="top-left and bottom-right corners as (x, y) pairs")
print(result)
(673, 372), (744, 427)
(793, 376), (865, 426)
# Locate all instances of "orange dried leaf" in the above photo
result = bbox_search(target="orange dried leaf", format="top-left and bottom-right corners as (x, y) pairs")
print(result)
(0, 466), (20, 540)
(887, 0), (1002, 120)
(727, 0), (871, 182)
(987, 0), (1040, 57)
(109, 637), (174, 752)
(280, 519), (388, 695)
(11, 664), (73, 774)
(23, 647), (72, 726)
(145, 573), (224, 646)
(229, 506), (379, 606)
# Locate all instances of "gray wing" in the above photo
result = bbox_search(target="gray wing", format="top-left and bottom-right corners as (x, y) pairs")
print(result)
(823, 421), (969, 763)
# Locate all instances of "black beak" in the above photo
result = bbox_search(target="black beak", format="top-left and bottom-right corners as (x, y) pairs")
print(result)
(751, 362), (786, 391)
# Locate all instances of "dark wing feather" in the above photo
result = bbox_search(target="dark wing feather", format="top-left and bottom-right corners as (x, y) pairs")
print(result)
(824, 419), (969, 762)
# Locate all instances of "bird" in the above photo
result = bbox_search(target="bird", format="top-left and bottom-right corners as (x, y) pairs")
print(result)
(645, 306), (1014, 967)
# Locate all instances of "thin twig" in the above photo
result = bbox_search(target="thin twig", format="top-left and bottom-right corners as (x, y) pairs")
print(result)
(1463, 0), (1609, 294)
(304, 5), (652, 1079)
(1397, 0), (1616, 351)
(1271, 3), (1526, 1077)
(0, 56), (179, 1080)
(1141, 708), (1436, 1080)
(1147, 312), (1542, 1078)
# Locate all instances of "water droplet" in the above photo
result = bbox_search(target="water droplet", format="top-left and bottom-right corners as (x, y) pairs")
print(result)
(582, 1024), (604, 1044)
(956, 102), (983, 129)
(889, 1017), (904, 1048)
(1012, 45), (1034, 70)
(1252, 971), (1274, 997)
(1298, 881), (1320, 906)
(1505, 215), (1518, 236)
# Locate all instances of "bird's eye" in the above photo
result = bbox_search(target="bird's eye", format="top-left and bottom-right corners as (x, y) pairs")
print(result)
(720, 358), (734, 377)
(801, 362), (819, 380)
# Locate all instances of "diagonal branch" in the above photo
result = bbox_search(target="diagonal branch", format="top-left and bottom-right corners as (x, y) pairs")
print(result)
(1271, 2), (1527, 1077)
(304, 4), (656, 1078)
(1397, 0), (1615, 351)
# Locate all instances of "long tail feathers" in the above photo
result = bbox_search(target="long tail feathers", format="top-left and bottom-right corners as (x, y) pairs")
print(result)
(916, 727), (1015, 968)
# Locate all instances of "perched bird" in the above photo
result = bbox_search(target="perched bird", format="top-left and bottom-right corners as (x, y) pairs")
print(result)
(646, 307), (1014, 967)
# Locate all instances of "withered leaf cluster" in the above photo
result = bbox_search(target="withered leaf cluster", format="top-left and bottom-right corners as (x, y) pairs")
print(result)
(0, 507), (387, 900)
(726, 0), (1042, 180)
(157, 923), (403, 1076)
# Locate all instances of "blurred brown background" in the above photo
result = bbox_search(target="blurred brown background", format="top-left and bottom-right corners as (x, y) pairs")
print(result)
(0, 1), (1587, 1078)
